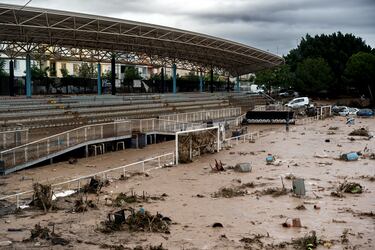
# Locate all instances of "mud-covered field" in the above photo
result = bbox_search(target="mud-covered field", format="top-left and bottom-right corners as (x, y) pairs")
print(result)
(0, 116), (374, 249)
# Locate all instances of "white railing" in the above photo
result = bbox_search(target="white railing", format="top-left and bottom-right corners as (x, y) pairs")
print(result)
(0, 152), (174, 208)
(317, 105), (332, 119)
(253, 105), (290, 111)
(159, 107), (241, 123)
(0, 121), (132, 170)
(221, 131), (260, 148)
(0, 129), (29, 150)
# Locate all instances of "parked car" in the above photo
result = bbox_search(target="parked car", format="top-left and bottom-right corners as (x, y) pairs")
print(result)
(356, 109), (374, 117)
(332, 105), (347, 115)
(285, 97), (310, 109)
(338, 107), (359, 116)
(279, 89), (299, 97)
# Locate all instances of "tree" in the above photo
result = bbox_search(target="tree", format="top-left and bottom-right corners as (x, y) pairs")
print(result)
(0, 58), (8, 76)
(295, 58), (333, 95)
(60, 68), (69, 78)
(124, 66), (141, 81)
(254, 65), (294, 93)
(78, 63), (96, 78)
(285, 32), (372, 95)
(344, 52), (375, 103)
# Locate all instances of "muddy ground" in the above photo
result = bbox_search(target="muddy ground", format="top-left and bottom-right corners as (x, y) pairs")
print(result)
(0, 116), (374, 249)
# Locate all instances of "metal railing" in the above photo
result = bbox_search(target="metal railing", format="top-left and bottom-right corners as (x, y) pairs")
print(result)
(159, 107), (241, 123)
(221, 131), (260, 148)
(0, 129), (29, 150)
(0, 152), (174, 208)
(0, 121), (132, 170)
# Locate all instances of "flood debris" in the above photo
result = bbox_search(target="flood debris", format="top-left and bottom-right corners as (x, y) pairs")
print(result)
(212, 186), (247, 198)
(282, 218), (303, 228)
(74, 196), (97, 212)
(349, 128), (369, 137)
(30, 183), (54, 212)
(240, 233), (268, 248)
(234, 162), (252, 172)
(295, 204), (306, 210)
(292, 178), (306, 196)
(340, 152), (359, 161)
(83, 177), (109, 194)
(25, 223), (70, 246)
(257, 187), (289, 197)
(291, 231), (318, 249)
(100, 208), (171, 234)
(212, 222), (223, 228)
(210, 159), (225, 172)
(68, 157), (78, 164)
(266, 154), (275, 165)
(329, 127), (339, 130)
(338, 182), (363, 194)
(119, 172), (147, 181)
(114, 191), (166, 207)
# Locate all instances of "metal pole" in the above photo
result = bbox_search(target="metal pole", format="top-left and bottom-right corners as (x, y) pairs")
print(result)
(210, 68), (214, 93)
(172, 64), (177, 94)
(26, 54), (32, 98)
(9, 60), (15, 96)
(199, 71), (203, 93)
(161, 67), (165, 93)
(97, 63), (102, 95)
(236, 75), (240, 92)
(111, 55), (116, 95)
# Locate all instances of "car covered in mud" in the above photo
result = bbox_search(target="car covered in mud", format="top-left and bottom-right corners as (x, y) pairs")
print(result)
(356, 109), (374, 117)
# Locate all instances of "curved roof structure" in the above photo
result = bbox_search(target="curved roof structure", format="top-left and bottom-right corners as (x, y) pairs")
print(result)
(0, 3), (283, 75)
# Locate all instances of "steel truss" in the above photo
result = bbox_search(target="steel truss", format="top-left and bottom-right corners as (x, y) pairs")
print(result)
(0, 3), (284, 76)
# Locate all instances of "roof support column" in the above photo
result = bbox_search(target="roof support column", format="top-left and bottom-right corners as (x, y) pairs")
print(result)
(26, 54), (32, 98)
(210, 68), (214, 93)
(199, 71), (203, 93)
(226, 76), (230, 92)
(236, 76), (240, 92)
(8, 60), (15, 96)
(97, 63), (102, 95)
(111, 55), (116, 95)
(161, 67), (165, 93)
(172, 64), (177, 94)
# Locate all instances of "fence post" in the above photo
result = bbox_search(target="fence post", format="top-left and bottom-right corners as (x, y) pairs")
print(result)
(84, 128), (87, 141)
(24, 147), (28, 161)
(142, 161), (145, 172)
(101, 125), (104, 138)
(67, 133), (70, 147)
(77, 180), (81, 193)
(47, 139), (50, 155)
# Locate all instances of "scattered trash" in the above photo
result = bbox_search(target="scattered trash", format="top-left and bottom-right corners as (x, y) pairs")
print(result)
(30, 183), (54, 212)
(340, 152), (359, 161)
(212, 222), (223, 228)
(285, 173), (296, 180)
(313, 204), (321, 210)
(349, 128), (369, 137)
(328, 127), (339, 130)
(338, 182), (363, 194)
(292, 179), (306, 196)
(266, 154), (275, 165)
(234, 163), (252, 173)
(258, 187), (289, 197)
(295, 204), (306, 210)
(325, 139), (330, 143)
(25, 223), (70, 246)
(282, 218), (302, 228)
(196, 194), (205, 198)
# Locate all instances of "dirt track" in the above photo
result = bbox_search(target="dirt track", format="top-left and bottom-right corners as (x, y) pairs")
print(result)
(0, 116), (374, 249)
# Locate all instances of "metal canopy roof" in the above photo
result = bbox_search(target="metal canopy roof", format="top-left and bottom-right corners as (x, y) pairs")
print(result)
(0, 3), (284, 75)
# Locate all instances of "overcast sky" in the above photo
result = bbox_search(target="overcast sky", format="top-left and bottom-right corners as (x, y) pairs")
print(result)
(1, 0), (374, 55)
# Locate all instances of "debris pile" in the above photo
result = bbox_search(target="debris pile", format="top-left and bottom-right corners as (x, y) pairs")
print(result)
(31, 183), (54, 212)
(291, 231), (318, 249)
(114, 191), (167, 207)
(74, 196), (97, 212)
(101, 209), (171, 234)
(257, 187), (289, 197)
(338, 182), (363, 194)
(83, 177), (109, 194)
(212, 187), (247, 198)
(26, 224), (70, 246)
(349, 128), (370, 137)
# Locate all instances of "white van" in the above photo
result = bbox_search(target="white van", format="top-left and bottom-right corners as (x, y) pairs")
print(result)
(285, 97), (309, 109)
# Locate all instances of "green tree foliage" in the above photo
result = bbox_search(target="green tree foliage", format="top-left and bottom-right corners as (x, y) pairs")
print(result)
(30, 64), (48, 79)
(295, 58), (333, 95)
(254, 64), (294, 92)
(285, 32), (372, 95)
(0, 58), (8, 76)
(124, 66), (141, 81)
(60, 68), (69, 78)
(344, 52), (375, 103)
(78, 63), (96, 78)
